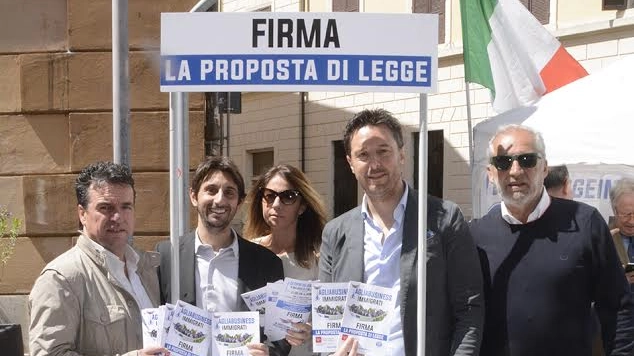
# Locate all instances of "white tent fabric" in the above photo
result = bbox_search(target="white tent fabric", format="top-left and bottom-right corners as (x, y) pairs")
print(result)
(472, 55), (634, 220)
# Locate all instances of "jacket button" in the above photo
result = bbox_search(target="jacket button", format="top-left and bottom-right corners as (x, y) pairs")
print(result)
(127, 300), (134, 307)
(101, 315), (108, 322)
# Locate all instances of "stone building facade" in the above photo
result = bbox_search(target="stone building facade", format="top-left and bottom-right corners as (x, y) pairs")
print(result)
(1, 0), (633, 352)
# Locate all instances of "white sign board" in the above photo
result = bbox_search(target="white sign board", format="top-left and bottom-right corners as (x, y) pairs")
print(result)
(160, 12), (438, 93)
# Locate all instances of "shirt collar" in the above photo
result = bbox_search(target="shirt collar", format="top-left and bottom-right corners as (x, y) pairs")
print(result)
(194, 228), (240, 258)
(82, 233), (140, 272)
(500, 188), (551, 225)
(361, 182), (408, 224)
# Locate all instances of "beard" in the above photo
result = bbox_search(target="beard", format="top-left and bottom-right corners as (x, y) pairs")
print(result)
(197, 204), (234, 232)
(496, 181), (542, 212)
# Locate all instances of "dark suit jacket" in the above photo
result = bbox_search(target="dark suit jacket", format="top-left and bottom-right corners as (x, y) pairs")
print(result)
(318, 187), (484, 356)
(157, 230), (290, 355)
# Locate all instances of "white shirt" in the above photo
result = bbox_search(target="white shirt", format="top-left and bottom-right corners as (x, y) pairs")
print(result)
(361, 184), (408, 356)
(85, 235), (154, 310)
(194, 229), (240, 312)
(501, 188), (551, 224)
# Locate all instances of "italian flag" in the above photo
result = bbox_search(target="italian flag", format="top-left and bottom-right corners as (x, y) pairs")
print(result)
(460, 0), (588, 113)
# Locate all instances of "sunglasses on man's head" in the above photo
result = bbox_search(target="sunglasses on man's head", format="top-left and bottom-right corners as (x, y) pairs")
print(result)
(260, 188), (301, 205)
(489, 153), (542, 171)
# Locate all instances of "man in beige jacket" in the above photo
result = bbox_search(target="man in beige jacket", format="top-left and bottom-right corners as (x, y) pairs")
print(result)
(29, 162), (169, 356)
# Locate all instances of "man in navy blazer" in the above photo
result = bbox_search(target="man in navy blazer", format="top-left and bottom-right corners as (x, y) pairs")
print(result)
(319, 109), (483, 356)
(157, 156), (290, 356)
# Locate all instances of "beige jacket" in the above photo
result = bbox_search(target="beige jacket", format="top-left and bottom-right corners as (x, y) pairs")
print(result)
(612, 229), (630, 266)
(29, 234), (161, 356)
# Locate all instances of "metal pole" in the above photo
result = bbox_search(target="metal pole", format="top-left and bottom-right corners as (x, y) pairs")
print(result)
(416, 93), (428, 356)
(182, 94), (190, 233)
(168, 93), (181, 303)
(465, 83), (480, 219)
(112, 0), (130, 165)
(226, 93), (230, 157)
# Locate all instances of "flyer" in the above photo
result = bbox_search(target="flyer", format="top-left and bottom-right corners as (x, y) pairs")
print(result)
(141, 307), (161, 347)
(311, 282), (348, 353)
(157, 303), (175, 347)
(263, 281), (284, 339)
(240, 285), (268, 326)
(164, 300), (213, 356)
(338, 282), (397, 355)
(211, 311), (260, 356)
(266, 278), (312, 341)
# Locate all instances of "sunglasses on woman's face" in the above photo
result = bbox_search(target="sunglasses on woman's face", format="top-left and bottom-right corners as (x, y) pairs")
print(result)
(489, 153), (542, 171)
(260, 188), (301, 205)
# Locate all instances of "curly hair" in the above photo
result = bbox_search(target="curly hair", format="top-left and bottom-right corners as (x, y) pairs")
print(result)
(75, 161), (135, 209)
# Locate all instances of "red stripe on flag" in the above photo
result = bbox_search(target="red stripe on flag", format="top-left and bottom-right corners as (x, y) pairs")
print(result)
(540, 45), (588, 94)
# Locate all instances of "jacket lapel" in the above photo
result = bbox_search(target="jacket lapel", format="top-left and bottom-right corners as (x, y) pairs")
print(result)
(399, 187), (419, 316)
(344, 209), (366, 283)
(180, 232), (197, 304)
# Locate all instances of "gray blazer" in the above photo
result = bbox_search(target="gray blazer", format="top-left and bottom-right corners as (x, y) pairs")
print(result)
(318, 187), (484, 356)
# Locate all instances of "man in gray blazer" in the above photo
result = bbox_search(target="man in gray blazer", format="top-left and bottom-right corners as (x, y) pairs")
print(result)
(319, 109), (483, 356)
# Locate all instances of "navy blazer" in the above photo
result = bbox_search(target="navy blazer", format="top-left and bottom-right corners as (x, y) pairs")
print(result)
(318, 187), (484, 356)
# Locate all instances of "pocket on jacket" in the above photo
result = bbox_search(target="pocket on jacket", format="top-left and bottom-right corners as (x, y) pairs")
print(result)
(83, 305), (128, 354)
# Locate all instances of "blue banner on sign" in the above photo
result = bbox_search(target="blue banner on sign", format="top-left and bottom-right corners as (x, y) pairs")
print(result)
(161, 54), (432, 88)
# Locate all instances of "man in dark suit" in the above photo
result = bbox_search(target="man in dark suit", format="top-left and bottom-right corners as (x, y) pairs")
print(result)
(319, 109), (483, 356)
(157, 156), (290, 356)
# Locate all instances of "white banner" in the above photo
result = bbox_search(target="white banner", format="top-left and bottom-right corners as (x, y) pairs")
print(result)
(160, 12), (438, 93)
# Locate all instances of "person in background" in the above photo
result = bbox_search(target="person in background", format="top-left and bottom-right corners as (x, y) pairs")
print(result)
(29, 161), (169, 356)
(244, 163), (328, 355)
(543, 164), (574, 200)
(610, 178), (634, 283)
(319, 108), (484, 356)
(157, 156), (289, 356)
(471, 124), (634, 355)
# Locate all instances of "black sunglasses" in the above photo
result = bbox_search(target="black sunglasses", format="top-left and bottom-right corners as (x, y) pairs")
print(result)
(490, 153), (542, 171)
(260, 188), (301, 205)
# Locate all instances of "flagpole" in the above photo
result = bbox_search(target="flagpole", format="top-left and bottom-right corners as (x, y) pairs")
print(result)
(465, 81), (479, 219)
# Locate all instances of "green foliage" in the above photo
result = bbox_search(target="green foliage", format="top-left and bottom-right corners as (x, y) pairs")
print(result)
(0, 206), (21, 266)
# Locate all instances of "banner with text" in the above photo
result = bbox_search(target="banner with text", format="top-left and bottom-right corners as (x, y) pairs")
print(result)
(160, 12), (438, 93)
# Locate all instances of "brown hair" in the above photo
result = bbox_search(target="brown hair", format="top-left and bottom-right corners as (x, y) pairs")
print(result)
(244, 164), (327, 269)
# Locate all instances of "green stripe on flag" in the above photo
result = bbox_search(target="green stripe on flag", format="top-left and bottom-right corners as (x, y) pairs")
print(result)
(460, 0), (496, 95)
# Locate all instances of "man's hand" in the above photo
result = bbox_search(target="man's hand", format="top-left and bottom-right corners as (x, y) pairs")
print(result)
(329, 337), (360, 356)
(626, 271), (634, 285)
(247, 342), (269, 356)
(285, 322), (312, 346)
(137, 346), (170, 356)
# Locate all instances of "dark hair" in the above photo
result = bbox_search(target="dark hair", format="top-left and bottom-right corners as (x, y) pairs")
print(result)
(75, 161), (135, 209)
(543, 165), (569, 190)
(343, 108), (404, 156)
(191, 156), (246, 203)
(243, 164), (328, 269)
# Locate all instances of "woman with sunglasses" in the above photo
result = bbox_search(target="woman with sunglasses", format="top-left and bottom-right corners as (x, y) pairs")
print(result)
(244, 164), (328, 356)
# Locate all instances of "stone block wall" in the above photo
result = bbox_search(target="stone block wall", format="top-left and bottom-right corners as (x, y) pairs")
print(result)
(0, 1), (206, 350)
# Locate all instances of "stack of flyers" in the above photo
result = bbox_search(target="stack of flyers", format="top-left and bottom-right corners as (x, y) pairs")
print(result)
(158, 303), (176, 347)
(339, 282), (397, 355)
(211, 311), (260, 356)
(141, 308), (161, 347)
(241, 285), (268, 326)
(165, 300), (213, 356)
(311, 282), (348, 353)
(265, 278), (312, 341)
(264, 281), (284, 338)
